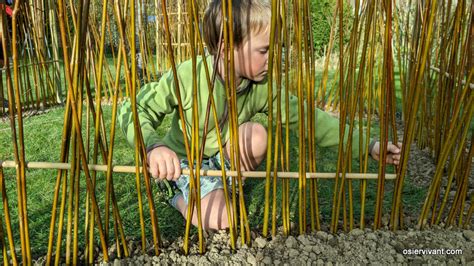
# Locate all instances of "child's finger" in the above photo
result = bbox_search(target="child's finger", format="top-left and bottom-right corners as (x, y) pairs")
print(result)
(164, 158), (175, 181)
(388, 143), (401, 154)
(157, 159), (167, 180)
(150, 162), (159, 179)
(172, 157), (181, 180)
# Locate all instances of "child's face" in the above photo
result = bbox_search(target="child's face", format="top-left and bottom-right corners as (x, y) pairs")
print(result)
(233, 29), (270, 83)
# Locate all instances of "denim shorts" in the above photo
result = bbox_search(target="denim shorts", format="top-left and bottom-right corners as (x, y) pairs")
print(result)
(169, 152), (232, 208)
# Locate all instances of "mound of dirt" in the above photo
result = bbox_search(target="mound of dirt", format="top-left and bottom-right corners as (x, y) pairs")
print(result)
(96, 226), (473, 265)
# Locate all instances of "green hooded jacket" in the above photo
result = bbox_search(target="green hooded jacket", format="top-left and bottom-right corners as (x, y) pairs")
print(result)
(118, 56), (368, 160)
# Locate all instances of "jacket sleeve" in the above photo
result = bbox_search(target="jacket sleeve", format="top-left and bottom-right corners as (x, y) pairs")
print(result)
(117, 69), (188, 151)
(262, 87), (370, 159)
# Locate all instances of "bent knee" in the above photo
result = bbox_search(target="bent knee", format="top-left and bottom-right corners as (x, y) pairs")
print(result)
(244, 122), (268, 151)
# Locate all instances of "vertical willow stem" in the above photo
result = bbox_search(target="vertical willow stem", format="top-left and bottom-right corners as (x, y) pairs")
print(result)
(263, 0), (278, 238)
(130, 0), (161, 255)
(392, 0), (438, 230)
(0, 166), (17, 264)
(330, 0), (345, 233)
(186, 0), (205, 252)
(11, 0), (31, 262)
(160, 0), (197, 254)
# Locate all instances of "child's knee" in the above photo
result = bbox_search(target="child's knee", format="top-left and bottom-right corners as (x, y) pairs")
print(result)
(245, 122), (268, 151)
(252, 123), (268, 158)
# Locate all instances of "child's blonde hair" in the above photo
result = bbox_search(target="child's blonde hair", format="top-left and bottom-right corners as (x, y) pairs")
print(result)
(203, 0), (271, 56)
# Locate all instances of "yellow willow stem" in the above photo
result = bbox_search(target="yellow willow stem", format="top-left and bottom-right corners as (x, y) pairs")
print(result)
(375, 0), (394, 230)
(447, 151), (470, 226)
(160, 0), (196, 255)
(330, 0), (346, 233)
(0, 215), (8, 265)
(294, 0), (307, 235)
(271, 0), (284, 236)
(357, 0), (376, 230)
(105, 48), (130, 259)
(73, 142), (81, 264)
(186, 0), (205, 252)
(456, 144), (473, 227)
(463, 194), (474, 228)
(263, 0), (278, 238)
(392, 0), (438, 231)
(57, 0), (109, 260)
(67, 0), (85, 262)
(130, 0), (161, 255)
(0, 166), (18, 265)
(113, 0), (148, 254)
(283, 0), (291, 235)
(65, 132), (77, 264)
(224, 0), (250, 245)
(0, 9), (19, 266)
(94, 0), (111, 240)
(189, 2), (237, 250)
(54, 171), (68, 266)
(222, 0), (240, 243)
(340, 0), (364, 231)
(434, 112), (472, 224)
(450, 134), (473, 227)
(11, 0), (31, 263)
(303, 0), (318, 232)
(419, 75), (472, 227)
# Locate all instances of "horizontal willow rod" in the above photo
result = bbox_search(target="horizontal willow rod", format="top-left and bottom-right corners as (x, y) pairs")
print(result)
(428, 65), (474, 89)
(0, 60), (63, 72)
(0, 160), (396, 180)
(406, 58), (474, 89)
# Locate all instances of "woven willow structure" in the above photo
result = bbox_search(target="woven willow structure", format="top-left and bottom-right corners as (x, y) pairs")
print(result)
(0, 0), (472, 264)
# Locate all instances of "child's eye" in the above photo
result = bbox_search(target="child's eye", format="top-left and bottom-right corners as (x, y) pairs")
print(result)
(259, 49), (268, 54)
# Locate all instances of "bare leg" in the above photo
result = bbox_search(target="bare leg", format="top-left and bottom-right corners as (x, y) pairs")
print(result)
(224, 122), (268, 171)
(175, 189), (230, 229)
(175, 122), (268, 230)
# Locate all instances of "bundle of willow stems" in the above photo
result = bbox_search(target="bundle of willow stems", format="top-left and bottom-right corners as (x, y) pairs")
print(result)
(0, 0), (472, 264)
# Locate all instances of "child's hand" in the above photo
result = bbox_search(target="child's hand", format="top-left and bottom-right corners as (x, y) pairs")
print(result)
(147, 146), (181, 181)
(370, 141), (402, 165)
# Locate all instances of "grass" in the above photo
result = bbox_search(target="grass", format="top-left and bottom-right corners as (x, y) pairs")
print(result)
(0, 104), (425, 259)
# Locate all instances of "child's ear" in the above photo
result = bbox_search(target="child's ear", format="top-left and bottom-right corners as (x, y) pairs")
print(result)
(217, 39), (226, 57)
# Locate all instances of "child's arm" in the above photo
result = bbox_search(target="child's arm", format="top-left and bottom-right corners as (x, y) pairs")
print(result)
(261, 88), (401, 164)
(118, 70), (190, 180)
(262, 90), (365, 158)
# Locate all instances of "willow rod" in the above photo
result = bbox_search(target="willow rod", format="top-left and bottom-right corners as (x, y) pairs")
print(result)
(0, 167), (17, 264)
(221, 0), (251, 246)
(0, 160), (397, 180)
(129, 0), (161, 255)
(11, 0), (32, 262)
(160, 0), (199, 255)
(187, 0), (205, 253)
(262, 0), (278, 238)
(187, 0), (236, 249)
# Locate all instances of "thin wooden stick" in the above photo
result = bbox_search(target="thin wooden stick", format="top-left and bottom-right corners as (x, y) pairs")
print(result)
(0, 160), (397, 180)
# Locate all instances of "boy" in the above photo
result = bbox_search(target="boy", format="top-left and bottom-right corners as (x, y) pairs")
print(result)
(118, 0), (401, 230)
